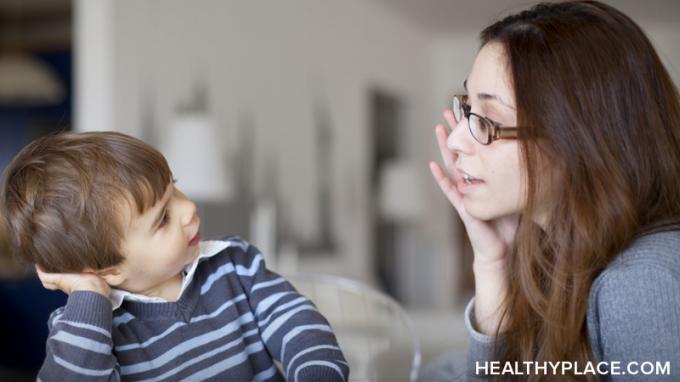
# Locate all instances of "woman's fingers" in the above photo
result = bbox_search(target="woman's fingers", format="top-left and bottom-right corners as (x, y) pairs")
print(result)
(435, 124), (458, 177)
(441, 109), (462, 172)
(443, 108), (458, 130)
(429, 161), (463, 210)
(431, 161), (486, 237)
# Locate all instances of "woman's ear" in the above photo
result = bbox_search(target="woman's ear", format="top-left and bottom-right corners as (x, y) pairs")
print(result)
(95, 267), (126, 287)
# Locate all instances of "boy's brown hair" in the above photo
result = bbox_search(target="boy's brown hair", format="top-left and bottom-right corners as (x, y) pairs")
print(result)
(0, 131), (172, 273)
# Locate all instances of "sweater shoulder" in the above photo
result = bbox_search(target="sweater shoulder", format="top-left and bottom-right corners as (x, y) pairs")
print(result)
(597, 230), (680, 281)
(193, 236), (266, 296)
(586, 231), (680, 363)
(200, 236), (261, 270)
(588, 230), (680, 309)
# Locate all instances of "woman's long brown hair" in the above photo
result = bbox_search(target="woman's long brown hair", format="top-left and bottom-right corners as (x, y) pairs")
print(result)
(479, 1), (680, 380)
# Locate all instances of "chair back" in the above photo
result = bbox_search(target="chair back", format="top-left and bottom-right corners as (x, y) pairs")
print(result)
(287, 273), (421, 382)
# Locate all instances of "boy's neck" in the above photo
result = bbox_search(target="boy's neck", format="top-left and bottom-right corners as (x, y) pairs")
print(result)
(138, 272), (184, 302)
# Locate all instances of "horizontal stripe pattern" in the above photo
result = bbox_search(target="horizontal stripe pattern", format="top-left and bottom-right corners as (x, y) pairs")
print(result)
(39, 237), (349, 381)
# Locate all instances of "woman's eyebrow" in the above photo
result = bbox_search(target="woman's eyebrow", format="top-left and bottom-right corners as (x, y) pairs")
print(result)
(463, 79), (516, 110)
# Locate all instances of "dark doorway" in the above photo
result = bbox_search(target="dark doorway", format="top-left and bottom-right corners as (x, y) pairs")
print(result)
(370, 89), (403, 300)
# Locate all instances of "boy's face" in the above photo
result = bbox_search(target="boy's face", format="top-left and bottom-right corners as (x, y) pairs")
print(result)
(112, 182), (201, 298)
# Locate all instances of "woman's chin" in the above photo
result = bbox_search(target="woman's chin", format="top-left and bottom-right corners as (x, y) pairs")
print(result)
(464, 200), (512, 221)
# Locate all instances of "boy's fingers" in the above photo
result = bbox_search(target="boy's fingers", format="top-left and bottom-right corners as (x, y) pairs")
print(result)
(35, 267), (68, 290)
(39, 274), (60, 287)
(35, 265), (59, 282)
(41, 282), (58, 291)
(36, 268), (53, 281)
(35, 272), (57, 290)
(35, 266), (50, 282)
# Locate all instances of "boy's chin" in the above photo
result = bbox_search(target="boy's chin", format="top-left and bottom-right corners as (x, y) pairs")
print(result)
(187, 245), (200, 261)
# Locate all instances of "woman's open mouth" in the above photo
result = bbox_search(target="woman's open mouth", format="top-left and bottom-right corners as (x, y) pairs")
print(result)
(456, 170), (485, 194)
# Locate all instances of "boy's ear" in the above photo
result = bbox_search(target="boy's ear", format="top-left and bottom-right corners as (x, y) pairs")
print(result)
(95, 267), (126, 287)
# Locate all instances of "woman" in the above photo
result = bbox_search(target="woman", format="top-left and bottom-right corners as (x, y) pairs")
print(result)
(428, 1), (680, 381)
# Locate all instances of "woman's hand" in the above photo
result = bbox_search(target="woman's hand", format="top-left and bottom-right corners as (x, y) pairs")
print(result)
(429, 109), (518, 266)
(429, 108), (519, 335)
(36, 266), (111, 297)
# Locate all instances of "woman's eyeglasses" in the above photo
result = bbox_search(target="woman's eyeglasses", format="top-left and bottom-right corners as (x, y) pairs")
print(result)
(452, 95), (518, 145)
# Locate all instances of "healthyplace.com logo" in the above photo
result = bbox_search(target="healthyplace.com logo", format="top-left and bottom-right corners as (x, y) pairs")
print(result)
(476, 361), (671, 376)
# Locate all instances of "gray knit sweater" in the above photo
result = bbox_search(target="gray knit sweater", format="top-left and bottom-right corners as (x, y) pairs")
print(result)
(422, 230), (680, 381)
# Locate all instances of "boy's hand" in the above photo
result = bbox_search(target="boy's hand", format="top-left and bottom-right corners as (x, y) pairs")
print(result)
(36, 266), (111, 297)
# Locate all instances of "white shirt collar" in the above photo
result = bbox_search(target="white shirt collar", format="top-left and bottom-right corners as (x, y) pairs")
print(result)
(109, 240), (230, 310)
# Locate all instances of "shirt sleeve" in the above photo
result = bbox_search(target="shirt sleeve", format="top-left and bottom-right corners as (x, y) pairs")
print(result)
(464, 297), (504, 381)
(38, 291), (120, 382)
(591, 264), (680, 381)
(230, 239), (349, 382)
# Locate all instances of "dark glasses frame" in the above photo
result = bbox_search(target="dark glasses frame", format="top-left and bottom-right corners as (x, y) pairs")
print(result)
(453, 94), (518, 145)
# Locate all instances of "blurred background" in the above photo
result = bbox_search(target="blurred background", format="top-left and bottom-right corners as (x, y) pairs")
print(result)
(0, 0), (678, 380)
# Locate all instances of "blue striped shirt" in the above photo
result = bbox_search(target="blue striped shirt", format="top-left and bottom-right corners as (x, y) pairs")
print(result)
(38, 237), (349, 381)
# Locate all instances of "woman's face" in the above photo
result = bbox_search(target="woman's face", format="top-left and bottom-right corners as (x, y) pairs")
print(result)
(448, 42), (525, 221)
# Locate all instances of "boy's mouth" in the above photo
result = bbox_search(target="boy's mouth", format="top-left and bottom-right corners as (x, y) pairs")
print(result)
(189, 231), (201, 246)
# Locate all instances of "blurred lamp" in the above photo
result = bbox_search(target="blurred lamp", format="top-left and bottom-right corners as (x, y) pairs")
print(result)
(161, 112), (233, 202)
(378, 160), (424, 223)
(0, 52), (64, 105)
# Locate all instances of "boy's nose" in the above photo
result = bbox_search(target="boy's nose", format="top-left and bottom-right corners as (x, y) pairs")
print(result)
(174, 189), (198, 226)
(182, 200), (198, 226)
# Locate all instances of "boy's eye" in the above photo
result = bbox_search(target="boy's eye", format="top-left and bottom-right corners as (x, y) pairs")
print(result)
(159, 210), (169, 227)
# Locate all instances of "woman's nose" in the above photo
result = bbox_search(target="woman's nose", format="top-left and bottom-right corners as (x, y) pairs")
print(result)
(447, 117), (474, 154)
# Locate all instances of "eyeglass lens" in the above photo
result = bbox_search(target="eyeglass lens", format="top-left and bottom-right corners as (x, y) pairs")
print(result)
(452, 97), (462, 121)
(453, 96), (490, 144)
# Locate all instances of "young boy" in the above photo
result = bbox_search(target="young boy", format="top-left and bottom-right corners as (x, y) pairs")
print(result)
(0, 132), (349, 381)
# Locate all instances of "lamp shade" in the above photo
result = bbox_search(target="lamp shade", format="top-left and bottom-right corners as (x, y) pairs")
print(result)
(0, 53), (64, 105)
(161, 113), (233, 202)
(377, 160), (424, 223)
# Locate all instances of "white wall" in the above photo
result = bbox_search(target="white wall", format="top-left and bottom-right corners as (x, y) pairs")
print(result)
(76, 0), (463, 308)
(75, 0), (115, 132)
(645, 22), (680, 85)
(428, 19), (680, 108)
